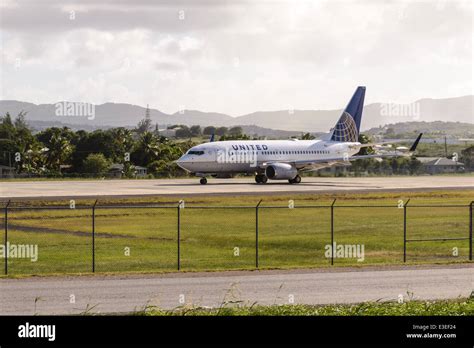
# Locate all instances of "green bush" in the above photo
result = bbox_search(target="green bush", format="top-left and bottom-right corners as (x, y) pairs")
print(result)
(82, 153), (110, 175)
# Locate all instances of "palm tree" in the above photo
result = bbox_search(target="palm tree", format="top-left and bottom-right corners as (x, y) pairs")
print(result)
(134, 132), (160, 166)
(110, 127), (134, 162)
(43, 129), (73, 173)
(301, 133), (315, 140)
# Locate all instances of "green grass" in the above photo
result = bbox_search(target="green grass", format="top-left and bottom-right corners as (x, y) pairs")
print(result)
(1, 190), (473, 275)
(142, 298), (474, 316)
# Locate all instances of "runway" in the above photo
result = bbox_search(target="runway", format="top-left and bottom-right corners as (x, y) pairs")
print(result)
(1, 176), (473, 199)
(0, 265), (472, 315)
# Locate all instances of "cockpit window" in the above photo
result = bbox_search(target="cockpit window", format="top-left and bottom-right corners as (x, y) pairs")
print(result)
(188, 150), (205, 155)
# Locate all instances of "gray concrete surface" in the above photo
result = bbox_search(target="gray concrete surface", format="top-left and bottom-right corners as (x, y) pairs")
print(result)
(1, 176), (473, 199)
(1, 265), (472, 315)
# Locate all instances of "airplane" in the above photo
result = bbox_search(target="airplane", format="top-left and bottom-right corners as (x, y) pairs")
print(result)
(176, 86), (423, 184)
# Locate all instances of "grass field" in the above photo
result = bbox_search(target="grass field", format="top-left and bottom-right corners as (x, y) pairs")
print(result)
(1, 190), (473, 275)
(142, 298), (474, 316)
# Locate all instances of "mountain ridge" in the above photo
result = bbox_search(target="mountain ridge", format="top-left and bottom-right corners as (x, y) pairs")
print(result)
(1, 95), (472, 132)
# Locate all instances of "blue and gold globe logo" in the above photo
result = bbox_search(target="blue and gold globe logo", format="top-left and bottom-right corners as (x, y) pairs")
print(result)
(331, 112), (358, 142)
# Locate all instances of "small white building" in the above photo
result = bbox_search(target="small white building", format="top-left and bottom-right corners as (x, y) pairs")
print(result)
(134, 166), (148, 178)
(108, 164), (148, 178)
(159, 128), (177, 137)
(0, 165), (15, 178)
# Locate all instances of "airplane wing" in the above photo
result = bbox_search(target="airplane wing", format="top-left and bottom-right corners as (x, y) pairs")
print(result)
(259, 133), (423, 172)
(256, 158), (347, 171)
(290, 155), (387, 171)
(281, 151), (411, 172)
(296, 160), (351, 172)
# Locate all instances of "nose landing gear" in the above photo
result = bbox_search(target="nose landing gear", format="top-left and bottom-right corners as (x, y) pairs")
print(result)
(200, 177), (207, 185)
(255, 174), (268, 184)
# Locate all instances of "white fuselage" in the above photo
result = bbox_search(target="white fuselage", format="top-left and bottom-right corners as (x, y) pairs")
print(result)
(176, 139), (361, 175)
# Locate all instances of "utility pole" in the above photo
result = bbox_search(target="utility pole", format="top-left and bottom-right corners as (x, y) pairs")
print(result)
(145, 104), (150, 120)
(444, 136), (448, 158)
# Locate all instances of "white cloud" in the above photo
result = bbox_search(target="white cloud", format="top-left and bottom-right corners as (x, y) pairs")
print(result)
(0, 0), (472, 115)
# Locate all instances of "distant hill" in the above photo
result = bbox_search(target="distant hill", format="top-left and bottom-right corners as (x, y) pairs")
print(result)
(365, 121), (474, 138)
(24, 120), (113, 132)
(239, 125), (308, 139)
(22, 119), (302, 139)
(1, 95), (472, 132)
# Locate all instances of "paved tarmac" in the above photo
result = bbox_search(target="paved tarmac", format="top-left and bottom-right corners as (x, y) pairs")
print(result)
(0, 265), (472, 315)
(1, 176), (473, 199)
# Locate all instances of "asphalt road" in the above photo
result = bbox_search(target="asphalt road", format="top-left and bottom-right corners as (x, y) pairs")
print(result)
(1, 265), (472, 315)
(1, 176), (474, 199)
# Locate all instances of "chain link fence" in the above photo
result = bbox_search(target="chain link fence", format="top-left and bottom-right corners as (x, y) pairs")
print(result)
(1, 200), (472, 275)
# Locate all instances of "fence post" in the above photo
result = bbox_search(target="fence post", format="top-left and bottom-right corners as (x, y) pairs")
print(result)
(330, 199), (336, 266)
(403, 199), (410, 263)
(4, 200), (11, 275)
(469, 201), (473, 261)
(177, 203), (181, 271)
(255, 199), (262, 269)
(92, 200), (98, 273)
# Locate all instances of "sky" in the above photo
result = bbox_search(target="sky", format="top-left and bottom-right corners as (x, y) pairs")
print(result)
(0, 0), (473, 116)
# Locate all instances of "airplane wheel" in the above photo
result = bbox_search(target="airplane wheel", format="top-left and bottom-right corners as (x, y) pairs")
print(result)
(255, 175), (268, 184)
(289, 175), (301, 184)
(200, 177), (207, 185)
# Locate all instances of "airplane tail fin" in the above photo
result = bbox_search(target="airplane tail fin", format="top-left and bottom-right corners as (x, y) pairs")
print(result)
(330, 86), (366, 142)
(409, 133), (423, 152)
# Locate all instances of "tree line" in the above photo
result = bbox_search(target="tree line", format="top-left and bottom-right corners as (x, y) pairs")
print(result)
(2, 111), (468, 178)
(0, 112), (195, 177)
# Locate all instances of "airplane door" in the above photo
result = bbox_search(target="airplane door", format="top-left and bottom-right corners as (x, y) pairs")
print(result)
(207, 149), (217, 161)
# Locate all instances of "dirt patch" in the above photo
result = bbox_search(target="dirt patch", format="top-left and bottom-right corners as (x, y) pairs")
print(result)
(7, 223), (174, 241)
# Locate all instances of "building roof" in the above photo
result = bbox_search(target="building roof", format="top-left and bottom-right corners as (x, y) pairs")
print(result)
(109, 163), (124, 171)
(109, 164), (147, 171)
(417, 157), (440, 163)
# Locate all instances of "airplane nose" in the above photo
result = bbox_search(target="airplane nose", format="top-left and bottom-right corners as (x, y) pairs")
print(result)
(176, 157), (190, 171)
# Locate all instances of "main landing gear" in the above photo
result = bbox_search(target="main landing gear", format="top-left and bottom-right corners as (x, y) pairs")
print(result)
(200, 177), (207, 185)
(255, 174), (268, 184)
(289, 175), (301, 184)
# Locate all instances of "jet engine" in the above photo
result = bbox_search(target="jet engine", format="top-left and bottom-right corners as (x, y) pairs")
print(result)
(265, 163), (297, 180)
